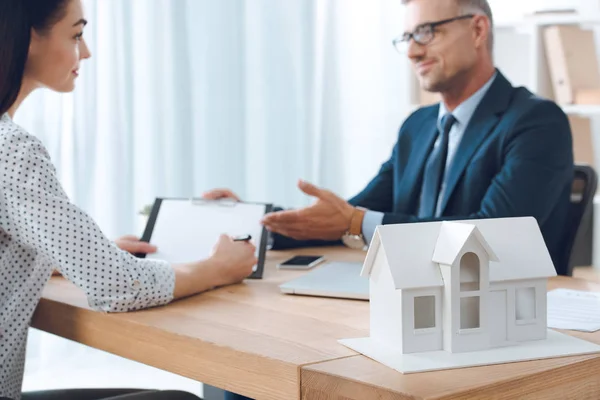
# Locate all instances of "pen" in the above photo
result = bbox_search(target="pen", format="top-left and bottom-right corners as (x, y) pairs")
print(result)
(233, 234), (252, 242)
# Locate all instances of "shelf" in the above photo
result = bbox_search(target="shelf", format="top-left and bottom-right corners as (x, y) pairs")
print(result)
(524, 14), (600, 27)
(496, 14), (600, 29)
(561, 104), (600, 116)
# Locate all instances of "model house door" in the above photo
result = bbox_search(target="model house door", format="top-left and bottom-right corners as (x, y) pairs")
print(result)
(490, 290), (507, 345)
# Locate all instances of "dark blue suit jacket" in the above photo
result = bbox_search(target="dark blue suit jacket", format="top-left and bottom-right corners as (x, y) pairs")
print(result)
(274, 71), (574, 275)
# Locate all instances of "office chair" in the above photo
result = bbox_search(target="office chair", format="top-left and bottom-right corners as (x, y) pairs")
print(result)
(563, 164), (598, 277)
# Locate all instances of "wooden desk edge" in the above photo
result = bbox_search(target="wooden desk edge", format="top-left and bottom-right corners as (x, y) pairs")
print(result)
(31, 297), (305, 400)
(300, 352), (600, 400)
(32, 295), (364, 400)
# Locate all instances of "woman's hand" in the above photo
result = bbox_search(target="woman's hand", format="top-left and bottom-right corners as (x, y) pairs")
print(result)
(209, 234), (258, 286)
(172, 234), (257, 299)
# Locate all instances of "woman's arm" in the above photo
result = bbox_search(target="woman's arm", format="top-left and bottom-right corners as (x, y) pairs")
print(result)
(0, 127), (255, 311)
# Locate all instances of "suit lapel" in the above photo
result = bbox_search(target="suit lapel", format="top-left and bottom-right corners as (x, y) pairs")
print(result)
(438, 72), (514, 214)
(397, 112), (439, 210)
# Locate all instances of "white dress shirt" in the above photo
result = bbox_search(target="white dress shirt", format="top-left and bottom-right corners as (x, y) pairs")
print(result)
(0, 113), (176, 400)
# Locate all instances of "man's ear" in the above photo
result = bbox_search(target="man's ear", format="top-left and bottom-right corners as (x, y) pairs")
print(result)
(472, 15), (490, 49)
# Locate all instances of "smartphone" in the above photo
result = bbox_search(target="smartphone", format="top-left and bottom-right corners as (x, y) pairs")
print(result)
(277, 255), (326, 270)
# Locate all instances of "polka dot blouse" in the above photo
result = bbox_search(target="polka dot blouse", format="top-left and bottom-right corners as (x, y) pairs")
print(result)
(0, 113), (176, 400)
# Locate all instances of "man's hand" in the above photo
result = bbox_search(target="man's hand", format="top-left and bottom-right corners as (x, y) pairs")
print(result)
(262, 180), (355, 240)
(115, 235), (157, 254)
(202, 188), (241, 202)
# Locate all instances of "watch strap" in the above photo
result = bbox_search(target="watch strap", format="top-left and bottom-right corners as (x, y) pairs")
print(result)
(349, 207), (366, 236)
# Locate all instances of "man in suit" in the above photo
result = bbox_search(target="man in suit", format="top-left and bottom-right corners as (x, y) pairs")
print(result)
(206, 0), (573, 278)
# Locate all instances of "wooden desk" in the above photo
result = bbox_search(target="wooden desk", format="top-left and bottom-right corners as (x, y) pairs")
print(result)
(574, 265), (600, 283)
(32, 248), (600, 400)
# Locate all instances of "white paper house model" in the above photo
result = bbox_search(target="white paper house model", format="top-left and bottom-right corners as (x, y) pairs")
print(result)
(360, 217), (556, 354)
(340, 217), (600, 373)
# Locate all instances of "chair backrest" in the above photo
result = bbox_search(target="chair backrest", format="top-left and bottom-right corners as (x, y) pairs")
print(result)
(563, 164), (598, 276)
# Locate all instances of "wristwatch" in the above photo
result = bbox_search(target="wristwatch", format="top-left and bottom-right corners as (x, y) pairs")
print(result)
(342, 207), (367, 250)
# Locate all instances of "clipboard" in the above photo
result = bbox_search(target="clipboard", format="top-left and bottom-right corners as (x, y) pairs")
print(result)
(137, 197), (273, 279)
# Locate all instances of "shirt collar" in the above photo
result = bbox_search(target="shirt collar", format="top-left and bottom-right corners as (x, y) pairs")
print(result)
(437, 71), (498, 130)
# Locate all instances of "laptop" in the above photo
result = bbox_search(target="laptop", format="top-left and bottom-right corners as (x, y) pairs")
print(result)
(279, 261), (369, 300)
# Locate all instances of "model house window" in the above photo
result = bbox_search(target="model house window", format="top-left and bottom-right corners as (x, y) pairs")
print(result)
(460, 296), (480, 329)
(460, 252), (480, 292)
(516, 287), (536, 321)
(414, 295), (436, 330)
(459, 252), (481, 330)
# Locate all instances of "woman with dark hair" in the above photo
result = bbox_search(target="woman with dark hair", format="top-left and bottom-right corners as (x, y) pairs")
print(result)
(0, 0), (259, 399)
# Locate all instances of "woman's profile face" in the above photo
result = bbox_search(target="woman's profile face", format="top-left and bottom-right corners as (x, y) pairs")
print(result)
(25, 0), (91, 93)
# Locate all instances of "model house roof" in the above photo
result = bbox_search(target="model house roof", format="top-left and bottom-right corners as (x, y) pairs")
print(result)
(432, 222), (499, 265)
(361, 217), (556, 290)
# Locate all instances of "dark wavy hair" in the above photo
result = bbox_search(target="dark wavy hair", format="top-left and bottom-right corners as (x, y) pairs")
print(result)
(0, 0), (71, 115)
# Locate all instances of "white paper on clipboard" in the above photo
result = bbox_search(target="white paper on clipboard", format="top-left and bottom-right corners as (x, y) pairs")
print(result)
(139, 198), (272, 279)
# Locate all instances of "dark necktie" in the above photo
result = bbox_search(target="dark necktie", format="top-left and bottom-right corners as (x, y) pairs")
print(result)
(418, 114), (457, 218)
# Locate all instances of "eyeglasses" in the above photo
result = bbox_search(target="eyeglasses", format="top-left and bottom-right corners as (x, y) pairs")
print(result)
(392, 14), (474, 54)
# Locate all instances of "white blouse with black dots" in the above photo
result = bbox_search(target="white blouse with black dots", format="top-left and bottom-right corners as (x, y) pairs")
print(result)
(0, 113), (176, 400)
